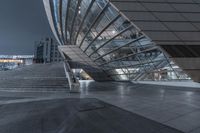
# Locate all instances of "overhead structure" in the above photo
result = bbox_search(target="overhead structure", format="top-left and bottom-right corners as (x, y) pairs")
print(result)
(110, 0), (200, 82)
(43, 0), (191, 81)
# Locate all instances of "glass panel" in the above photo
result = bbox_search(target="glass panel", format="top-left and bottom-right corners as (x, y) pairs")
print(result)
(66, 0), (78, 41)
(85, 6), (119, 55)
(53, 0), (60, 33)
(71, 0), (93, 44)
(78, 1), (104, 48)
(62, 0), (68, 41)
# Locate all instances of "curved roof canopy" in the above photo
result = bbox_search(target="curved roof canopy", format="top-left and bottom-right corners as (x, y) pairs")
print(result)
(43, 0), (189, 81)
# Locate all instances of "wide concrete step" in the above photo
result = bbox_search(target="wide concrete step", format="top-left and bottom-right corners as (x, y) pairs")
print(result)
(0, 63), (70, 92)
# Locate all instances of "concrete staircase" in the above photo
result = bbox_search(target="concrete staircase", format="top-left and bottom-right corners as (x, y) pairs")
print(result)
(0, 62), (69, 92)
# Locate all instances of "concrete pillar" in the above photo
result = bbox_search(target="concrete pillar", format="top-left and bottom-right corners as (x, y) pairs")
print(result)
(63, 61), (80, 93)
(173, 58), (200, 82)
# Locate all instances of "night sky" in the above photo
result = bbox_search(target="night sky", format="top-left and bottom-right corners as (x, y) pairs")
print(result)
(0, 0), (54, 55)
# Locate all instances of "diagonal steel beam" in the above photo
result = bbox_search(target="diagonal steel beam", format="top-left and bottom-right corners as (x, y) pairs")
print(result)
(64, 0), (71, 43)
(88, 25), (133, 56)
(98, 43), (157, 66)
(79, 2), (110, 48)
(69, 0), (82, 44)
(73, 0), (95, 45)
(93, 35), (145, 61)
(84, 14), (121, 53)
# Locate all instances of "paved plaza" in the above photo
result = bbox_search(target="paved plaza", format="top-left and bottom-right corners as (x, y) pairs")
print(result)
(0, 63), (200, 133)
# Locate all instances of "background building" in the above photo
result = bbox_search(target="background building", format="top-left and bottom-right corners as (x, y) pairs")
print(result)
(34, 37), (63, 63)
(0, 55), (33, 71)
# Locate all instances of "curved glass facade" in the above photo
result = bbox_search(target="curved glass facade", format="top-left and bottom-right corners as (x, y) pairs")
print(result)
(43, 0), (189, 81)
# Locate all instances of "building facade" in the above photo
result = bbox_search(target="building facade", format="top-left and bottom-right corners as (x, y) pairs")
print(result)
(110, 0), (200, 82)
(43, 0), (198, 82)
(34, 38), (63, 63)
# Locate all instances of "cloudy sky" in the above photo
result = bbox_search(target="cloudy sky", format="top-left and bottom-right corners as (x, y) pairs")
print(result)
(0, 0), (54, 55)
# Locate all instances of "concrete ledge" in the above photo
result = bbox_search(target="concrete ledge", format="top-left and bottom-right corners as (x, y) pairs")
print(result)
(133, 81), (200, 88)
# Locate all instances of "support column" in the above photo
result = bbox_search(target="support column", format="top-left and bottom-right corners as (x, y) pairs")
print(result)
(63, 60), (80, 93)
(173, 58), (200, 82)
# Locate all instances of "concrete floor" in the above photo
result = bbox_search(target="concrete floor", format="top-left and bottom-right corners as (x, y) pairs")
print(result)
(1, 81), (200, 133)
(77, 81), (200, 133)
(0, 98), (183, 133)
(0, 63), (200, 133)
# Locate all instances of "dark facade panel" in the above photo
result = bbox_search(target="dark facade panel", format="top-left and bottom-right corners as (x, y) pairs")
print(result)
(162, 45), (200, 57)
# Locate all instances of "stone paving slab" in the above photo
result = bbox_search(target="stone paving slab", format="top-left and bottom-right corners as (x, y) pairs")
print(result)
(0, 98), (183, 133)
(78, 81), (200, 133)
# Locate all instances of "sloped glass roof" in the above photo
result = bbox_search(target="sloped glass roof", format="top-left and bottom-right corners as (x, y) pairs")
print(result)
(43, 0), (190, 81)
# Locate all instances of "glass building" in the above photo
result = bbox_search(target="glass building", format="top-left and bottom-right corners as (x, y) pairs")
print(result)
(43, 0), (191, 81)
